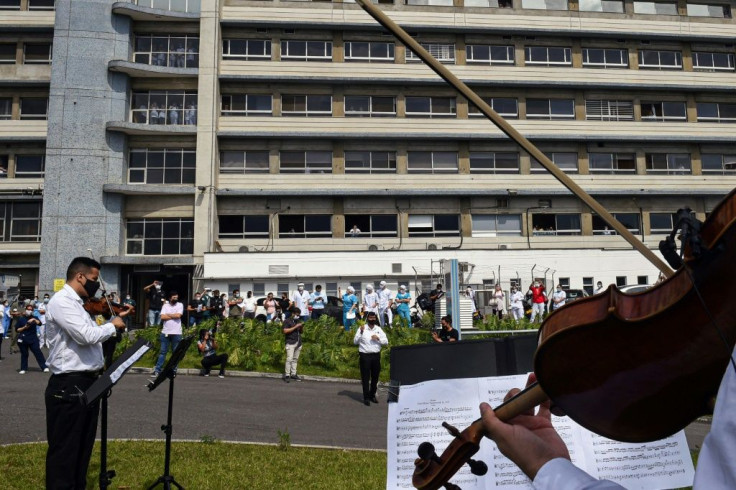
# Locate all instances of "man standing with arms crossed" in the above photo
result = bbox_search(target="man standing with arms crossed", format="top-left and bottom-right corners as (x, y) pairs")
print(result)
(45, 257), (130, 489)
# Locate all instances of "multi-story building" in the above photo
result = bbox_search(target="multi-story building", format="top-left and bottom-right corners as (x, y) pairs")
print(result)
(1, 0), (734, 320)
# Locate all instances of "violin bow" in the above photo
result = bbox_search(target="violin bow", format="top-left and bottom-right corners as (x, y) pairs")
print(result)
(354, 0), (674, 278)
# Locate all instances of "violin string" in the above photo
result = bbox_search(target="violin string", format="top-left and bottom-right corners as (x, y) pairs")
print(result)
(684, 266), (736, 374)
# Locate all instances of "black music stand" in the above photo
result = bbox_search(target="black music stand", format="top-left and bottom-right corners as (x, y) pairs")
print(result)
(146, 335), (194, 490)
(84, 337), (153, 490)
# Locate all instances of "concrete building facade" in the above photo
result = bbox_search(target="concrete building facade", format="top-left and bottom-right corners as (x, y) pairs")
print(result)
(1, 0), (735, 319)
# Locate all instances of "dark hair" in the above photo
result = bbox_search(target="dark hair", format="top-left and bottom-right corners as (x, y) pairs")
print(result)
(66, 257), (102, 281)
(366, 311), (377, 318)
(199, 328), (207, 341)
(169, 290), (178, 299)
(441, 315), (452, 325)
(292, 307), (301, 314)
(436, 284), (443, 289)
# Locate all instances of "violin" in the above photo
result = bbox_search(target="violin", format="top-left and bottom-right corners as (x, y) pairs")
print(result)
(351, 2), (736, 488)
(83, 296), (135, 319)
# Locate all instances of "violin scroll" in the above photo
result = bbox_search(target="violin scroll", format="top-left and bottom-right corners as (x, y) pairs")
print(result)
(83, 296), (134, 319)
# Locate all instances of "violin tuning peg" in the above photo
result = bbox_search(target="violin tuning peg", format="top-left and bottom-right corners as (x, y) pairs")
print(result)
(417, 441), (439, 462)
(467, 459), (488, 476)
(444, 483), (461, 490)
(441, 421), (460, 437)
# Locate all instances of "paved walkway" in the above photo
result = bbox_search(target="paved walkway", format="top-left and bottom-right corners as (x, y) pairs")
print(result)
(0, 345), (711, 452)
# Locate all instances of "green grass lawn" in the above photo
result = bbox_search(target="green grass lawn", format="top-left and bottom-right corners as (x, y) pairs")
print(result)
(0, 440), (387, 490)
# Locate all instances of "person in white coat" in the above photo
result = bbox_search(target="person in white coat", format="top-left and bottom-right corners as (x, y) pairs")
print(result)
(376, 281), (393, 327)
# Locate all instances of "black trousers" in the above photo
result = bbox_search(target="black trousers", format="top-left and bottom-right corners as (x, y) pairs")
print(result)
(45, 374), (100, 490)
(359, 352), (381, 400)
(202, 353), (229, 374)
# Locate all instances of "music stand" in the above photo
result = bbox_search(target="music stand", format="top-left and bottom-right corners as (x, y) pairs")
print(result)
(146, 335), (195, 490)
(84, 338), (153, 490)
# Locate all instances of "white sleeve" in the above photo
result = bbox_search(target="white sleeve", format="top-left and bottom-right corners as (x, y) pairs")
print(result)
(533, 459), (624, 490)
(378, 327), (389, 346)
(47, 300), (116, 346)
(353, 330), (362, 345)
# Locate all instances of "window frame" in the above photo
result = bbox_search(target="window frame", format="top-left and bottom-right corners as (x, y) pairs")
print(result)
(278, 214), (332, 239)
(524, 46), (572, 66)
(4, 201), (42, 242)
(406, 42), (456, 64)
(645, 153), (692, 175)
(125, 217), (194, 256)
(133, 34), (199, 68)
(344, 41), (395, 63)
(530, 152), (579, 173)
(22, 43), (52, 65)
(700, 153), (736, 174)
(280, 40), (333, 62)
(471, 214), (522, 237)
(344, 95), (397, 117)
(343, 214), (399, 237)
(592, 212), (641, 235)
(218, 215), (270, 239)
(468, 97), (519, 119)
(468, 151), (520, 174)
(407, 151), (459, 174)
(222, 39), (272, 60)
(281, 94), (332, 117)
(465, 44), (515, 65)
(640, 101), (687, 122)
(128, 148), (196, 185)
(526, 98), (575, 120)
(219, 150), (271, 174)
(585, 99), (634, 121)
(405, 96), (457, 118)
(588, 152), (637, 174)
(692, 51), (735, 71)
(637, 49), (683, 70)
(696, 102), (736, 123)
(14, 154), (45, 178)
(582, 48), (629, 68)
(408, 214), (461, 237)
(221, 94), (273, 116)
(130, 90), (198, 126)
(344, 150), (397, 174)
(279, 150), (333, 174)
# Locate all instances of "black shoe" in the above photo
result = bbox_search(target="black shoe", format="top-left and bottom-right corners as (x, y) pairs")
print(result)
(218, 372), (225, 378)
(290, 375), (302, 382)
(364, 399), (371, 406)
(370, 396), (379, 404)
(282, 375), (290, 383)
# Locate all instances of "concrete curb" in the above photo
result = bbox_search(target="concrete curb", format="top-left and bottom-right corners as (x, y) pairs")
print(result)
(127, 366), (368, 385)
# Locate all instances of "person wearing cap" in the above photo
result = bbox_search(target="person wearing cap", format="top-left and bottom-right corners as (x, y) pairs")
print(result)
(363, 284), (378, 316)
(309, 285), (327, 320)
(291, 283), (311, 322)
(395, 285), (412, 327)
(376, 281), (394, 327)
(339, 285), (358, 330)
(354, 311), (388, 406)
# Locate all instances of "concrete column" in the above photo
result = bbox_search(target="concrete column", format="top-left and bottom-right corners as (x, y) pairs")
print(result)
(194, 3), (220, 257)
(39, 0), (130, 293)
(334, 198), (345, 238)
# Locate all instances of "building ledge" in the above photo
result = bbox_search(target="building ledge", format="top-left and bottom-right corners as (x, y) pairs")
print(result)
(106, 121), (197, 136)
(108, 60), (198, 78)
(103, 183), (197, 196)
(0, 11), (54, 30)
(100, 255), (195, 266)
(111, 2), (199, 21)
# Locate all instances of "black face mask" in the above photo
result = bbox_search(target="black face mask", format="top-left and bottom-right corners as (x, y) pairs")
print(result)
(83, 277), (101, 298)
(170, 299), (177, 305)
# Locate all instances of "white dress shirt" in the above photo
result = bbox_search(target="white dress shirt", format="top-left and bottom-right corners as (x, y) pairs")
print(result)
(45, 284), (117, 374)
(377, 288), (393, 309)
(292, 290), (310, 313)
(353, 325), (388, 353)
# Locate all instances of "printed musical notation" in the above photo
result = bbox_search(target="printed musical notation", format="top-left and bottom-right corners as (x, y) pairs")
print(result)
(386, 375), (694, 490)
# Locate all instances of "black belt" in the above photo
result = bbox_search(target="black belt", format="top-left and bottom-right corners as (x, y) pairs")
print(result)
(52, 371), (101, 379)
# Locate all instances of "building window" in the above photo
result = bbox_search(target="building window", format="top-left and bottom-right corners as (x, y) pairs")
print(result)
(15, 154), (45, 178)
(218, 215), (270, 239)
(19, 98), (48, 120)
(588, 153), (636, 174)
(471, 214), (522, 237)
(344, 41), (395, 62)
(408, 214), (460, 237)
(126, 218), (194, 255)
(583, 277), (594, 295)
(279, 151), (332, 173)
(521, 0), (569, 10)
(532, 214), (582, 235)
(530, 152), (578, 173)
(616, 276), (627, 286)
(633, 1), (678, 13)
(0, 0), (20, 9)
(222, 39), (271, 60)
(278, 215), (332, 238)
(579, 0), (624, 11)
(405, 0), (454, 4)
(465, 45), (515, 65)
(133, 0), (201, 14)
(468, 97), (519, 118)
(525, 46), (572, 66)
(696, 102), (736, 123)
(344, 215), (398, 237)
(585, 100), (634, 121)
(281, 95), (332, 116)
(23, 43), (52, 64)
(134, 35), (199, 68)
(0, 98), (11, 120)
(221, 94), (272, 116)
(592, 213), (641, 235)
(407, 151), (458, 173)
(469, 152), (520, 173)
(649, 212), (676, 233)
(0, 154), (7, 177)
(465, 0), (514, 6)
(0, 201), (42, 242)
(0, 44), (15, 64)
(687, 3), (731, 17)
(645, 153), (691, 174)
(128, 148), (196, 184)
(344, 96), (396, 117)
(701, 153), (736, 174)
(280, 40), (332, 61)
(28, 0), (55, 9)
(692, 52), (735, 71)
(220, 150), (270, 174)
(131, 91), (198, 125)
(344, 151), (397, 173)
(582, 48), (629, 68)
(405, 96), (456, 117)
(641, 101), (687, 122)
(406, 43), (455, 64)
(638, 50), (682, 70)
(526, 99), (574, 119)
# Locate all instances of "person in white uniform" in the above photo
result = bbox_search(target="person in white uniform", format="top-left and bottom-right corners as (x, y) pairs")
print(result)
(363, 284), (378, 315)
(376, 280), (393, 327)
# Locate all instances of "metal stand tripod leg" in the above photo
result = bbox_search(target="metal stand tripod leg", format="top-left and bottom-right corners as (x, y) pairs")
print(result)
(147, 372), (184, 490)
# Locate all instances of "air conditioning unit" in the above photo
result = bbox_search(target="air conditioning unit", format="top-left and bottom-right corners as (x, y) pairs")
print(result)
(238, 246), (249, 253)
(427, 243), (439, 251)
(368, 244), (379, 251)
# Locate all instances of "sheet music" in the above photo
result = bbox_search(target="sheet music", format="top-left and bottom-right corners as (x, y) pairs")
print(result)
(109, 344), (150, 384)
(387, 375), (694, 490)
